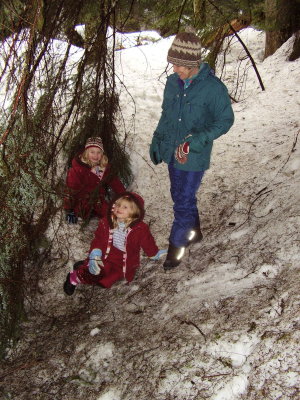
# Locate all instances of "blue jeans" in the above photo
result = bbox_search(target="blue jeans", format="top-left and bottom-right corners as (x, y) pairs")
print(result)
(168, 163), (205, 247)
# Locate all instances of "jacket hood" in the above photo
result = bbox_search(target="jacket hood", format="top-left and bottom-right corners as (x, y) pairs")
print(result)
(107, 191), (145, 228)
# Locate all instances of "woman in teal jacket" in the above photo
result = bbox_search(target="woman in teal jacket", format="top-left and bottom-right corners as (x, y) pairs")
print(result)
(150, 32), (234, 270)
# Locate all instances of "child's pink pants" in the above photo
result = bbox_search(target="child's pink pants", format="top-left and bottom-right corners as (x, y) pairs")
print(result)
(74, 246), (125, 288)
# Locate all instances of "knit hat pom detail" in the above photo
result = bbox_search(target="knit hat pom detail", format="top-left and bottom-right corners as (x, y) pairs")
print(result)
(167, 32), (201, 68)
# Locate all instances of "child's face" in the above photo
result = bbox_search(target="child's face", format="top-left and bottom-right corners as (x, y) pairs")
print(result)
(86, 147), (102, 164)
(113, 200), (133, 222)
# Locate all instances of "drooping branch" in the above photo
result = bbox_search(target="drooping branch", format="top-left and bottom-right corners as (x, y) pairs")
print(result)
(176, 0), (189, 33)
(206, 0), (265, 91)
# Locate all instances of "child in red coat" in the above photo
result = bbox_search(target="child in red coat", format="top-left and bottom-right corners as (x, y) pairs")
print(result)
(63, 192), (167, 295)
(64, 137), (126, 223)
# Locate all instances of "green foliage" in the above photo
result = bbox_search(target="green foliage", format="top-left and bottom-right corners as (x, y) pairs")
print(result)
(0, 0), (132, 358)
(0, 115), (55, 356)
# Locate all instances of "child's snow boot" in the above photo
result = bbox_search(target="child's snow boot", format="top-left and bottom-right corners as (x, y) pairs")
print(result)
(73, 260), (84, 270)
(163, 243), (185, 271)
(63, 273), (76, 296)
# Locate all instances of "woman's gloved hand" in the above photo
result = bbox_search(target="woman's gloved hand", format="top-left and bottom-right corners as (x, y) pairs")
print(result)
(175, 142), (189, 164)
(149, 137), (162, 165)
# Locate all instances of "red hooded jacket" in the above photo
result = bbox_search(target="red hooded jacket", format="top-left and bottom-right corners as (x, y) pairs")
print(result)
(89, 192), (159, 283)
(64, 154), (125, 219)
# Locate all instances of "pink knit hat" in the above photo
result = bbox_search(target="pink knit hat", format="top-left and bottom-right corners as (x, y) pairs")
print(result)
(85, 137), (104, 151)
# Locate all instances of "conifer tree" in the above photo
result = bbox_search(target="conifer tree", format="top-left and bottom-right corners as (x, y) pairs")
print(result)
(0, 0), (131, 356)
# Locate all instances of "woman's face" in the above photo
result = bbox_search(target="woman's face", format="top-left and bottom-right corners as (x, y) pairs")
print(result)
(113, 200), (133, 222)
(173, 64), (199, 80)
(86, 147), (102, 164)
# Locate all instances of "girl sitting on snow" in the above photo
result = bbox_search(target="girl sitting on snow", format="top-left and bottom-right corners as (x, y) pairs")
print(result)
(63, 192), (167, 295)
(64, 137), (126, 223)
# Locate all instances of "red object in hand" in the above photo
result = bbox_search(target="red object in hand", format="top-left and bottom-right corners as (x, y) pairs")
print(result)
(175, 142), (189, 164)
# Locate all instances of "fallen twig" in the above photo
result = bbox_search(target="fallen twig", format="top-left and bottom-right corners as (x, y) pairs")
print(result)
(181, 319), (207, 341)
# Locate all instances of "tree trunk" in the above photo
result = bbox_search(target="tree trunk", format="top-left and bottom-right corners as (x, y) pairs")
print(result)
(264, 0), (300, 59)
(289, 30), (300, 61)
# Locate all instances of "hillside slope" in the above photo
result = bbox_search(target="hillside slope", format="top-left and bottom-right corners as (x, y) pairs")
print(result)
(0, 29), (299, 400)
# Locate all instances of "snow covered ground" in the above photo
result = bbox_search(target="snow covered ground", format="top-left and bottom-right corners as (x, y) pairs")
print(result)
(1, 28), (300, 400)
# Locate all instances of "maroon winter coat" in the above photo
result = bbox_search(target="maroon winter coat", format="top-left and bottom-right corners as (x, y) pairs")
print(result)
(64, 155), (125, 219)
(75, 192), (159, 287)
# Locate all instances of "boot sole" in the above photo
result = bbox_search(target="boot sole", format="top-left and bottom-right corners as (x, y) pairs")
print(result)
(163, 260), (181, 271)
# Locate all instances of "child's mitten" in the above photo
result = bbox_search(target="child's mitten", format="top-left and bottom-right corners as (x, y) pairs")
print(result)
(88, 248), (103, 275)
(150, 249), (167, 260)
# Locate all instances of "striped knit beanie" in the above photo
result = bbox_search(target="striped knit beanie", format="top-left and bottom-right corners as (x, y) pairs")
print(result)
(85, 137), (104, 152)
(167, 32), (201, 68)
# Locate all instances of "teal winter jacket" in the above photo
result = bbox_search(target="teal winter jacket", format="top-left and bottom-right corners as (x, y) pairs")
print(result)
(150, 63), (234, 171)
